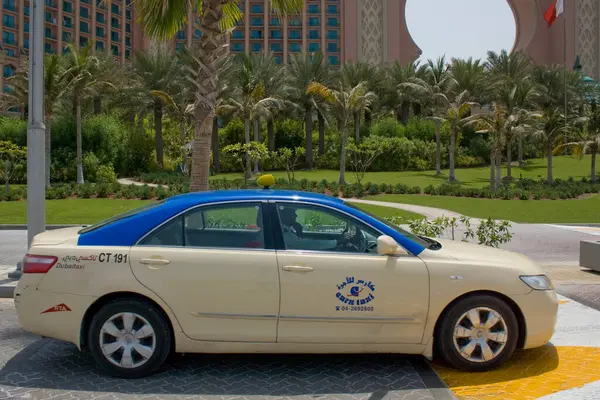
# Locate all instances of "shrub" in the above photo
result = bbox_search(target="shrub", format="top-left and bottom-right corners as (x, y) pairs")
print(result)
(0, 117), (27, 146)
(370, 117), (405, 138)
(96, 164), (117, 183)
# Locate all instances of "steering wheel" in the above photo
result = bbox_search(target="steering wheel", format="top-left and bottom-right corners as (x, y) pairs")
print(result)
(338, 224), (368, 253)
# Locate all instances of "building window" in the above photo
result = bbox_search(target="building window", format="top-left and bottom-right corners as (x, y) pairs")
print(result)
(274, 55), (282, 64)
(251, 42), (262, 52)
(250, 4), (263, 13)
(96, 12), (105, 23)
(309, 17), (319, 27)
(2, 31), (15, 45)
(327, 42), (338, 52)
(45, 11), (53, 22)
(24, 37), (29, 49)
(327, 17), (338, 26)
(24, 21), (29, 32)
(3, 65), (15, 78)
(289, 30), (301, 39)
(125, 49), (130, 58)
(289, 18), (301, 26)
(81, 0), (89, 4)
(63, 16), (72, 28)
(327, 30), (337, 40)
(328, 55), (339, 65)
(125, 36), (130, 46)
(232, 30), (244, 39)
(62, 31), (72, 42)
(231, 43), (243, 52)
(96, 26), (104, 37)
(193, 29), (201, 38)
(111, 45), (119, 55)
(96, 0), (104, 9)
(80, 36), (88, 46)
(308, 4), (319, 13)
(63, 0), (72, 12)
(45, 42), (54, 53)
(250, 30), (262, 39)
(45, 27), (53, 38)
(126, 23), (131, 33)
(270, 17), (280, 26)
(96, 41), (104, 51)
(270, 42), (282, 52)
(289, 43), (301, 52)
(111, 17), (118, 28)
(176, 30), (185, 39)
(5, 49), (15, 57)
(111, 3), (119, 14)
(2, 0), (16, 12)
(309, 42), (319, 52)
(3, 14), (15, 28)
(126, 9), (131, 19)
(80, 21), (89, 33)
(270, 29), (282, 39)
(111, 31), (119, 41)
(175, 42), (185, 52)
(327, 4), (338, 13)
(308, 30), (318, 39)
(80, 6), (89, 18)
(251, 17), (263, 26)
(24, 5), (30, 15)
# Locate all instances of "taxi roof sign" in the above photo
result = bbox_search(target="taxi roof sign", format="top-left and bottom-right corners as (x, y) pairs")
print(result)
(256, 174), (275, 189)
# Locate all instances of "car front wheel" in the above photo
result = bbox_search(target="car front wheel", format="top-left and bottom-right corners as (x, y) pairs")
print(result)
(436, 295), (519, 371)
(87, 299), (172, 378)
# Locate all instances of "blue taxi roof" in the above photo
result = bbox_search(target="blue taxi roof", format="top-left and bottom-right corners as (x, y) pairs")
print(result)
(77, 189), (425, 255)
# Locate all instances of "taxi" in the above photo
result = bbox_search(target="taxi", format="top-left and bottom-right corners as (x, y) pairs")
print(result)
(14, 176), (558, 378)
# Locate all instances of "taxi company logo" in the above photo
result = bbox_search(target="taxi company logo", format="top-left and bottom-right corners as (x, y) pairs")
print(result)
(336, 277), (375, 306)
(41, 303), (72, 314)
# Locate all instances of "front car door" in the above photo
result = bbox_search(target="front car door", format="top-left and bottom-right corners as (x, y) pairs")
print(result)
(129, 201), (280, 343)
(273, 201), (430, 344)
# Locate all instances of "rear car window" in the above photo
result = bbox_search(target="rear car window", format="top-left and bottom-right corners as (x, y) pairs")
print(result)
(78, 201), (166, 234)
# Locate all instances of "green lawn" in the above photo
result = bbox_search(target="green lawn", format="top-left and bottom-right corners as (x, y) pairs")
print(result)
(0, 199), (423, 225)
(212, 155), (594, 188)
(367, 194), (600, 223)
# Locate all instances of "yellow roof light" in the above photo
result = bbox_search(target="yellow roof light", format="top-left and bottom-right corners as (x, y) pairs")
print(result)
(256, 174), (275, 189)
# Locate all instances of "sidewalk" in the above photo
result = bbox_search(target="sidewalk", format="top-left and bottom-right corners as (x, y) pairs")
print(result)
(0, 266), (17, 299)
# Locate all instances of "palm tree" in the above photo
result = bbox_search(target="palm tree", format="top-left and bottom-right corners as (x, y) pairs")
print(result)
(532, 107), (571, 184)
(62, 43), (102, 184)
(450, 57), (487, 103)
(386, 59), (424, 124)
(401, 56), (455, 175)
(136, 0), (303, 191)
(443, 90), (477, 182)
(287, 52), (329, 169)
(485, 50), (532, 84)
(308, 81), (376, 184)
(132, 48), (180, 170)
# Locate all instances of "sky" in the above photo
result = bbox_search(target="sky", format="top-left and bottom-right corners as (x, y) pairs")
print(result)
(405, 0), (517, 63)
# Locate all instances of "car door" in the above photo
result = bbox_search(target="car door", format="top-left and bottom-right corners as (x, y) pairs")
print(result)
(272, 201), (430, 344)
(129, 201), (280, 343)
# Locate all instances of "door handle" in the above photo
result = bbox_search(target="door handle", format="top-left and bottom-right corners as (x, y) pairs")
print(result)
(140, 258), (170, 266)
(282, 265), (313, 272)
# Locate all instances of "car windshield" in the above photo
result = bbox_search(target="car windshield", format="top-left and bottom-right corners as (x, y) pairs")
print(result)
(344, 202), (438, 250)
(78, 201), (166, 234)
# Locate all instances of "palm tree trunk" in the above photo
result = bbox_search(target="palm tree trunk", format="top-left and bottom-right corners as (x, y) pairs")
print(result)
(449, 131), (456, 182)
(190, 109), (213, 192)
(180, 119), (187, 173)
(490, 150), (496, 190)
(547, 143), (553, 184)
(413, 102), (422, 117)
(76, 96), (84, 184)
(244, 117), (251, 178)
(400, 101), (410, 125)
(253, 117), (260, 174)
(45, 111), (52, 187)
(495, 149), (501, 188)
(211, 117), (220, 173)
(305, 105), (313, 169)
(518, 134), (524, 166)
(267, 118), (275, 152)
(506, 144), (512, 179)
(354, 111), (360, 142)
(318, 112), (325, 155)
(435, 120), (441, 176)
(591, 150), (597, 184)
(365, 110), (372, 127)
(154, 100), (164, 170)
(93, 97), (101, 114)
(339, 126), (349, 184)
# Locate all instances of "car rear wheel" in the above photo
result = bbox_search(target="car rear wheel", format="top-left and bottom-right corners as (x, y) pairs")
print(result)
(436, 295), (519, 371)
(87, 299), (172, 378)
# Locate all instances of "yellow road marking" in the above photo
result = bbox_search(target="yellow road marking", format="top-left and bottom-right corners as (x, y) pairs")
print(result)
(434, 346), (600, 399)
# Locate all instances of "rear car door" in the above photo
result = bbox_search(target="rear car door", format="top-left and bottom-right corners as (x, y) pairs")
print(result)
(272, 201), (430, 344)
(129, 201), (280, 343)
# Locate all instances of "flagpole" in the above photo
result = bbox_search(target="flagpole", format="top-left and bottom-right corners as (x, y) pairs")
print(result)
(564, 2), (568, 128)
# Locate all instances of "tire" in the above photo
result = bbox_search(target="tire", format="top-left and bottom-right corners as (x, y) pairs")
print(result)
(436, 295), (519, 372)
(87, 299), (172, 379)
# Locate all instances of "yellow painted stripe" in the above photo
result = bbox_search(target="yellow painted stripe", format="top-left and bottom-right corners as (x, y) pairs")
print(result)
(434, 346), (600, 399)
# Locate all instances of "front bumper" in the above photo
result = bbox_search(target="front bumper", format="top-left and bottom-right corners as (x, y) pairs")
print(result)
(513, 289), (559, 349)
(14, 276), (97, 349)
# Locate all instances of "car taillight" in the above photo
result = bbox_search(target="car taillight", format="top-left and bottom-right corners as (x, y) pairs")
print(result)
(23, 254), (58, 274)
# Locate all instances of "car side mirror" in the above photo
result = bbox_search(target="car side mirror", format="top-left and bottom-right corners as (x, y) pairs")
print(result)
(377, 235), (408, 256)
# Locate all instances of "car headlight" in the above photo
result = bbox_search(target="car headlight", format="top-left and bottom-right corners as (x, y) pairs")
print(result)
(520, 275), (554, 290)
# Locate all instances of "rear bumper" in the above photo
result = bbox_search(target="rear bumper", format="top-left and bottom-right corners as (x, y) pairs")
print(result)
(14, 277), (97, 349)
(511, 289), (558, 349)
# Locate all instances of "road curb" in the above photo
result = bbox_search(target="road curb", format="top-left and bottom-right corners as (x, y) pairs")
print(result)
(0, 224), (79, 230)
(0, 282), (16, 298)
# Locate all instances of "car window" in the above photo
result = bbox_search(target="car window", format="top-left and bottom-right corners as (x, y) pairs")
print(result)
(139, 202), (265, 249)
(79, 201), (166, 234)
(276, 203), (381, 254)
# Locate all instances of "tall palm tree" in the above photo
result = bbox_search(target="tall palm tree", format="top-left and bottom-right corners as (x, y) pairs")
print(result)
(450, 57), (487, 104)
(287, 52), (328, 169)
(308, 81), (376, 184)
(386, 59), (425, 124)
(532, 107), (571, 184)
(132, 48), (180, 170)
(485, 50), (532, 84)
(401, 56), (455, 175)
(62, 43), (102, 184)
(443, 90), (477, 182)
(136, 0), (303, 191)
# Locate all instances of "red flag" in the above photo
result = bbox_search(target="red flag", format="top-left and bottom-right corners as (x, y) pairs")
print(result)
(544, 0), (564, 27)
